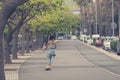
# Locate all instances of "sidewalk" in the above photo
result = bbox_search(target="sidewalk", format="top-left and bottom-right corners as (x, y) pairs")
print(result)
(80, 41), (120, 60)
(4, 50), (41, 80)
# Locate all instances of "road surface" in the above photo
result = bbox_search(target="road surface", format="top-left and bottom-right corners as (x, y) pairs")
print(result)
(19, 40), (120, 80)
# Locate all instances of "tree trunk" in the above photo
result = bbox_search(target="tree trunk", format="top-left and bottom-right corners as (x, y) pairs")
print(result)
(35, 30), (43, 49)
(0, 35), (5, 80)
(20, 26), (26, 55)
(39, 31), (44, 48)
(105, 0), (112, 36)
(39, 35), (43, 48)
(84, 6), (88, 34)
(4, 40), (12, 63)
(86, 5), (91, 35)
(26, 26), (30, 53)
(80, 6), (84, 35)
(91, 0), (96, 34)
(12, 29), (20, 59)
(96, 0), (100, 34)
(4, 29), (14, 63)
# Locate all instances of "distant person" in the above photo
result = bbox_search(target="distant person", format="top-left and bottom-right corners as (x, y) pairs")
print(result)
(44, 35), (56, 70)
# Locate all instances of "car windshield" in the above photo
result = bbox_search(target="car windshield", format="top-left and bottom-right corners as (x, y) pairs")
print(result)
(96, 38), (102, 40)
(108, 37), (118, 41)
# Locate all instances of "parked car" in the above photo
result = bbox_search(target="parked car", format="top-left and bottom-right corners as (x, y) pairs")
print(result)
(57, 32), (64, 40)
(58, 36), (63, 40)
(64, 34), (71, 40)
(103, 37), (118, 51)
(103, 37), (111, 50)
(95, 37), (102, 47)
(110, 40), (117, 51)
(84, 35), (90, 43)
(86, 37), (93, 45)
(117, 40), (120, 55)
(92, 34), (100, 39)
(92, 34), (100, 46)
(80, 35), (87, 41)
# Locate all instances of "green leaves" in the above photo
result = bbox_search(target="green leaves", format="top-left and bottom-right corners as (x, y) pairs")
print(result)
(15, 0), (79, 34)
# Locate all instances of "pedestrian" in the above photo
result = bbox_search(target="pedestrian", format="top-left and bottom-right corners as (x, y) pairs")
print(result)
(44, 35), (56, 70)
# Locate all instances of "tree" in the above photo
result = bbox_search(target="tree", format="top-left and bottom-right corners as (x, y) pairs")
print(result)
(0, 0), (28, 80)
(4, 0), (53, 62)
(75, 0), (92, 35)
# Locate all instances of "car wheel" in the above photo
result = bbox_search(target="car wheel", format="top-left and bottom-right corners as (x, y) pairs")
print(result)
(104, 47), (108, 51)
(117, 51), (120, 55)
(117, 50), (120, 55)
(104, 47), (106, 50)
(103, 46), (105, 50)
(117, 46), (120, 55)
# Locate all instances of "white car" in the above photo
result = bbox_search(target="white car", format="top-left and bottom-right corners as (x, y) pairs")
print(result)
(80, 35), (87, 41)
(86, 37), (93, 45)
(58, 36), (63, 40)
(103, 37), (110, 50)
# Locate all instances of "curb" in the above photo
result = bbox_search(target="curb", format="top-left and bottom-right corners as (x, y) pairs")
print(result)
(5, 52), (35, 80)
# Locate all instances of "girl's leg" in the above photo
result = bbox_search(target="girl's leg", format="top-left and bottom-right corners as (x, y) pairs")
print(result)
(47, 52), (52, 67)
(47, 49), (54, 67)
(48, 56), (52, 66)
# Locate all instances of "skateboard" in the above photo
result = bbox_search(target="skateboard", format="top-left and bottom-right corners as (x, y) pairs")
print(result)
(45, 67), (51, 71)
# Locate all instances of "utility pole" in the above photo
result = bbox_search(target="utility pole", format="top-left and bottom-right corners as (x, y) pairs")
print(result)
(95, 0), (98, 34)
(112, 0), (115, 36)
(118, 0), (120, 55)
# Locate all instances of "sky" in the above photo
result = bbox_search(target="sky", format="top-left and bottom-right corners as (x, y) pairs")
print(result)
(64, 0), (79, 10)
(64, 0), (80, 14)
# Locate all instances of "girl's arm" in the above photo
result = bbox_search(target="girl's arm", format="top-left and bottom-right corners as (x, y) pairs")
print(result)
(54, 41), (56, 49)
(45, 41), (50, 49)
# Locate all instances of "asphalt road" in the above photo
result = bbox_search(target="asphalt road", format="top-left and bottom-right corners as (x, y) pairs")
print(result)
(19, 40), (120, 80)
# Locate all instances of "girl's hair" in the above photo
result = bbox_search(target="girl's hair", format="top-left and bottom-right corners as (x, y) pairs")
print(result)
(49, 35), (54, 40)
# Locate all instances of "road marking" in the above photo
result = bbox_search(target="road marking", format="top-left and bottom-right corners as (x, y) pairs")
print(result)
(75, 41), (120, 77)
